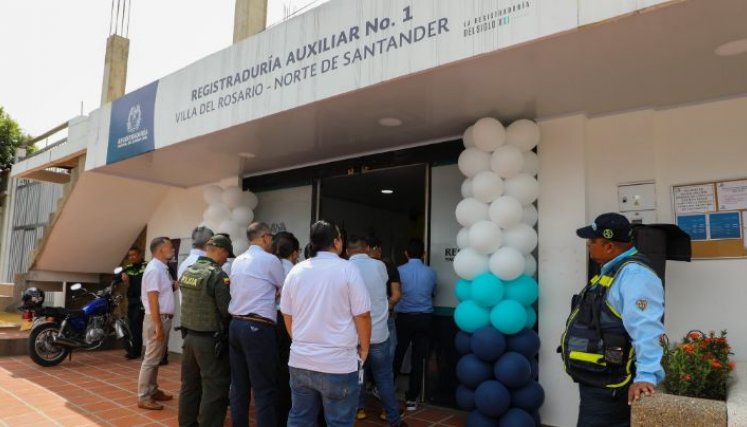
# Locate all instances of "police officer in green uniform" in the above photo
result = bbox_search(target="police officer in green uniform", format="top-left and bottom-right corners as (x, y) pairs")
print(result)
(122, 246), (147, 359)
(178, 234), (233, 427)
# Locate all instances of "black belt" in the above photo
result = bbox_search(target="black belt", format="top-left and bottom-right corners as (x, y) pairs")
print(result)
(233, 314), (275, 326)
(182, 328), (216, 337)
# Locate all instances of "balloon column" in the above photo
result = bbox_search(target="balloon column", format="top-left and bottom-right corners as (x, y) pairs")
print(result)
(454, 118), (544, 426)
(201, 185), (259, 256)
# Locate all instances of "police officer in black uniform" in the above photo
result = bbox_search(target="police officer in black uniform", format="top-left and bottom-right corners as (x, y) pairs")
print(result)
(122, 246), (147, 359)
(178, 234), (233, 427)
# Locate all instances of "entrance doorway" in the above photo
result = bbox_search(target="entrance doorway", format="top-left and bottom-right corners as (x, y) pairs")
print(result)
(319, 164), (427, 264)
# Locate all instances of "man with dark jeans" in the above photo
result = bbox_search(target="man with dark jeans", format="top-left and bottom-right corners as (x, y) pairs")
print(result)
(392, 238), (437, 412)
(228, 222), (285, 427)
(122, 247), (147, 359)
(280, 221), (371, 427)
(348, 236), (406, 427)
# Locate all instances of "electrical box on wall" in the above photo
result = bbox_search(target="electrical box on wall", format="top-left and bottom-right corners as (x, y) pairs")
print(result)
(618, 182), (656, 224)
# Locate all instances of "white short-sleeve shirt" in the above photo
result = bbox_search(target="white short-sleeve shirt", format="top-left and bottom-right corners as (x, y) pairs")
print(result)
(229, 245), (285, 321)
(348, 254), (389, 345)
(141, 258), (175, 315)
(280, 251), (371, 374)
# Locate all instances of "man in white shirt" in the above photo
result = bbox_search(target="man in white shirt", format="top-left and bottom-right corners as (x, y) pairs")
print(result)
(228, 222), (285, 427)
(280, 221), (372, 427)
(347, 235), (405, 427)
(137, 237), (176, 411)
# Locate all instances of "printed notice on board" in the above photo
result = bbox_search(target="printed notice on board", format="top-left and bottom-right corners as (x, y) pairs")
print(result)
(676, 214), (708, 240)
(717, 180), (747, 211)
(743, 211), (747, 248)
(673, 184), (717, 214)
(709, 212), (742, 240)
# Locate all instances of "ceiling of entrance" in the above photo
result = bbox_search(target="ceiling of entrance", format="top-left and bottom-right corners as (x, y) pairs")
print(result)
(98, 0), (747, 188)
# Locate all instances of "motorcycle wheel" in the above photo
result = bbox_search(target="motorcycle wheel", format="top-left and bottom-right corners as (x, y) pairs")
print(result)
(28, 323), (68, 367)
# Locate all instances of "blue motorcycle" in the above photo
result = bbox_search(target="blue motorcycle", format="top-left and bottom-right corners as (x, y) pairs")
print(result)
(26, 267), (133, 367)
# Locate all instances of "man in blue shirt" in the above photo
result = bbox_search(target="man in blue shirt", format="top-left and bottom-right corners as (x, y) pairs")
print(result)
(565, 213), (665, 427)
(392, 238), (437, 411)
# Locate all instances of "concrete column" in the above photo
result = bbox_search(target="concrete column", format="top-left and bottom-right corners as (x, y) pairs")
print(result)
(100, 35), (130, 105)
(234, 0), (268, 43)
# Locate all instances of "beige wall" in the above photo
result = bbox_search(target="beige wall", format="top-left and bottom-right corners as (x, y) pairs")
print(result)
(538, 95), (747, 427)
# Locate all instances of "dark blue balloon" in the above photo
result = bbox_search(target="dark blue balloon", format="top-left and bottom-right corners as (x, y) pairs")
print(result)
(456, 384), (476, 411)
(498, 408), (535, 427)
(529, 357), (539, 380)
(532, 410), (541, 426)
(467, 410), (499, 427)
(506, 328), (541, 358)
(511, 380), (545, 412)
(470, 326), (507, 362)
(493, 351), (532, 388)
(475, 380), (511, 418)
(457, 354), (493, 388)
(455, 331), (472, 355)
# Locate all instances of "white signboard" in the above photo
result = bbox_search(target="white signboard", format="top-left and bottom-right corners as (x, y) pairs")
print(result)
(94, 0), (578, 168)
(717, 180), (747, 211)
(673, 184), (717, 215)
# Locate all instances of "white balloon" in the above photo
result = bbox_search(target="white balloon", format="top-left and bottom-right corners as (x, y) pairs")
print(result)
(489, 196), (524, 229)
(243, 191), (259, 210)
(231, 206), (255, 226)
(461, 179), (474, 199)
(521, 151), (539, 176)
(472, 118), (506, 152)
(505, 173), (539, 206)
(468, 221), (503, 255)
(200, 221), (219, 234)
(490, 145), (524, 179)
(203, 203), (231, 223)
(455, 198), (490, 227)
(489, 247), (525, 281)
(462, 126), (476, 149)
(458, 148), (491, 178)
(506, 119), (540, 152)
(524, 254), (537, 277)
(470, 171), (504, 203)
(522, 205), (538, 227)
(453, 248), (489, 281)
(233, 239), (249, 256)
(457, 227), (470, 249)
(218, 219), (240, 236)
(222, 186), (244, 209)
(503, 224), (538, 255)
(203, 185), (223, 205)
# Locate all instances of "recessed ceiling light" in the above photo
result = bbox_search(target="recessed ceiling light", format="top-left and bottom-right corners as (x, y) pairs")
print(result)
(715, 38), (747, 57)
(378, 117), (403, 127)
(238, 152), (256, 159)
(381, 189), (394, 195)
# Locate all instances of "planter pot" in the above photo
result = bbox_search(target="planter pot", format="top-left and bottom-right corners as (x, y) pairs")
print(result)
(631, 392), (726, 427)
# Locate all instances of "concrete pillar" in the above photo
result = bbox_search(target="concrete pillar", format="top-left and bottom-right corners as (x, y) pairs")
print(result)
(234, 0), (268, 43)
(100, 35), (130, 105)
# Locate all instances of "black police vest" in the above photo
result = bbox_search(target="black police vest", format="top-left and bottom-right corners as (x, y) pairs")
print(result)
(560, 253), (655, 389)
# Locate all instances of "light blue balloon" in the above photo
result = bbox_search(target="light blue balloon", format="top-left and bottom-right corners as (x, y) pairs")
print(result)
(455, 301), (491, 333)
(525, 305), (537, 329)
(471, 273), (504, 307)
(490, 300), (528, 335)
(455, 279), (472, 302)
(504, 275), (539, 306)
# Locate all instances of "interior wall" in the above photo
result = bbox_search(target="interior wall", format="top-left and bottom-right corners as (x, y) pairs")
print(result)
(253, 185), (313, 258)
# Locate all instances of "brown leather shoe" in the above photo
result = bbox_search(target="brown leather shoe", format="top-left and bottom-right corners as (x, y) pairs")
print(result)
(152, 390), (173, 401)
(137, 399), (163, 410)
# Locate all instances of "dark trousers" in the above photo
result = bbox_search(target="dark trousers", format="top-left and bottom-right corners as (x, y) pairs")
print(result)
(179, 333), (230, 427)
(229, 318), (278, 427)
(127, 298), (144, 357)
(393, 313), (432, 401)
(276, 311), (292, 427)
(578, 384), (630, 427)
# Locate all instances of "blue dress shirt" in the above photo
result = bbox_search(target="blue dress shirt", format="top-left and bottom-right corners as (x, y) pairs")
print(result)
(395, 258), (437, 314)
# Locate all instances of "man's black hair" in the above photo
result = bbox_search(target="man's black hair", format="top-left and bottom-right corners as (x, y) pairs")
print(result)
(273, 231), (300, 260)
(406, 238), (425, 259)
(308, 220), (339, 257)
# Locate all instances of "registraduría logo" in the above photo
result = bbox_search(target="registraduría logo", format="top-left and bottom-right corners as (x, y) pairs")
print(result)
(127, 104), (143, 133)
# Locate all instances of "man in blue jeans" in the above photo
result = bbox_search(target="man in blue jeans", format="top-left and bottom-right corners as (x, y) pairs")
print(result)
(347, 235), (406, 427)
(280, 221), (372, 427)
(228, 222), (285, 427)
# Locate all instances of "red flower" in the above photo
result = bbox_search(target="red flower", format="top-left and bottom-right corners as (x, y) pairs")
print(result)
(680, 373), (691, 381)
(729, 361), (736, 369)
(688, 331), (703, 340)
(682, 344), (695, 353)
(712, 361), (722, 369)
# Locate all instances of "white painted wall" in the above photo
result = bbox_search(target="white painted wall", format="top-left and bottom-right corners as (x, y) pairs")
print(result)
(537, 96), (747, 427)
(254, 185), (313, 256)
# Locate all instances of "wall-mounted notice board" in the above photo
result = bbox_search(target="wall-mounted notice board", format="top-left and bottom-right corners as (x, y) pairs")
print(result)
(673, 179), (747, 259)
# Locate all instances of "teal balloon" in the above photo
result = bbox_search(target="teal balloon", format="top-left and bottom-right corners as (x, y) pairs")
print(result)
(455, 301), (491, 333)
(504, 275), (539, 306)
(525, 306), (537, 329)
(490, 300), (528, 335)
(471, 273), (504, 307)
(455, 279), (472, 302)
